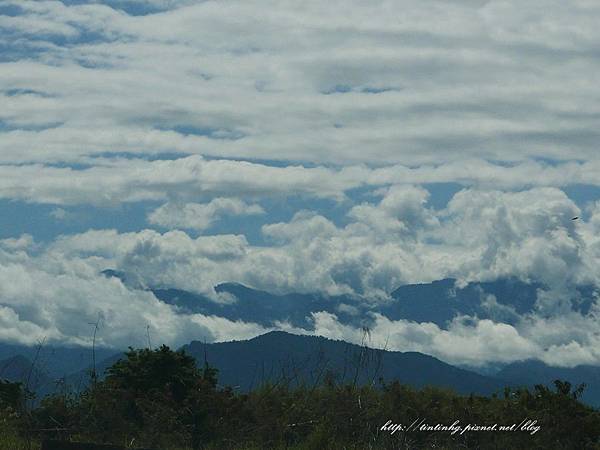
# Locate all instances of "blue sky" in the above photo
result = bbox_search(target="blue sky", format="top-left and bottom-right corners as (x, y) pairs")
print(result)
(2, 0), (600, 366)
(4, 182), (598, 247)
(0, 181), (463, 244)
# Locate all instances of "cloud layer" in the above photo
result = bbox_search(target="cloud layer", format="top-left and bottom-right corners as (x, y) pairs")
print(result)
(2, 0), (600, 167)
(2, 186), (600, 369)
(2, 1), (600, 370)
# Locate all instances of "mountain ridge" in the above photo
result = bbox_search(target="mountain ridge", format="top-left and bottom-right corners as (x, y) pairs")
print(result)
(4, 330), (600, 406)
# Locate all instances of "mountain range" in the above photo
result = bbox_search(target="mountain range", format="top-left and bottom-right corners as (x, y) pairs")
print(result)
(2, 276), (600, 406)
(1, 330), (599, 406)
(0, 331), (505, 399)
(123, 273), (595, 330)
(182, 331), (505, 395)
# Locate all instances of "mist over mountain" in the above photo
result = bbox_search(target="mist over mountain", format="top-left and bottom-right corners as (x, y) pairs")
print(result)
(4, 274), (600, 405)
(105, 269), (599, 331)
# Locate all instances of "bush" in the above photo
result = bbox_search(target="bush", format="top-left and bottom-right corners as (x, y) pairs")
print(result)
(18, 347), (600, 450)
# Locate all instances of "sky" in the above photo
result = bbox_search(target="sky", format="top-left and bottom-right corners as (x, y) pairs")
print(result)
(1, 0), (600, 368)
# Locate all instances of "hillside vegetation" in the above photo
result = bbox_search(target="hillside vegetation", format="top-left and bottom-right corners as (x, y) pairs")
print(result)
(2, 345), (600, 450)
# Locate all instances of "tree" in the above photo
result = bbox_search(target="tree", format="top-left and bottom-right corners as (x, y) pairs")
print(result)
(70, 345), (226, 449)
(0, 380), (24, 412)
(105, 345), (202, 402)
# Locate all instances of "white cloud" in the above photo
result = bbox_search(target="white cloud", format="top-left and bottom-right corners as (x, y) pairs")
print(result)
(347, 185), (438, 240)
(1, 0), (600, 169)
(41, 186), (599, 300)
(0, 239), (268, 348)
(0, 234), (36, 252)
(148, 198), (264, 231)
(0, 185), (599, 366)
(309, 312), (538, 367)
(3, 157), (600, 207)
(2, 0), (600, 368)
(0, 156), (366, 205)
(435, 187), (586, 289)
(305, 310), (600, 368)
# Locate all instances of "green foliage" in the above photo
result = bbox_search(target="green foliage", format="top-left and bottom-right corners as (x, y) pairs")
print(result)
(0, 379), (25, 410)
(0, 380), (29, 450)
(1, 347), (599, 450)
(69, 346), (227, 449)
(105, 345), (202, 401)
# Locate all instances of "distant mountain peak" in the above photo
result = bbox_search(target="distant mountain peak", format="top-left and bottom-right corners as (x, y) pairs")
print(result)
(214, 281), (266, 296)
(182, 331), (506, 396)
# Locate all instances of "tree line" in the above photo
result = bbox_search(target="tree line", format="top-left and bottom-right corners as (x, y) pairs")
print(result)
(2, 345), (600, 449)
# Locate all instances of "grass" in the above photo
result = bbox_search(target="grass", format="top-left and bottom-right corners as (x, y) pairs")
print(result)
(0, 433), (36, 450)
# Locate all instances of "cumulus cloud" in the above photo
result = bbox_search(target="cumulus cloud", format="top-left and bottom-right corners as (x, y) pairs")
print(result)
(1, 185), (600, 367)
(0, 234), (36, 252)
(148, 198), (264, 231)
(0, 232), (269, 349)
(347, 185), (439, 240)
(2, 0), (600, 369)
(0, 239), (268, 348)
(303, 310), (600, 368)
(43, 186), (596, 298)
(436, 188), (585, 288)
